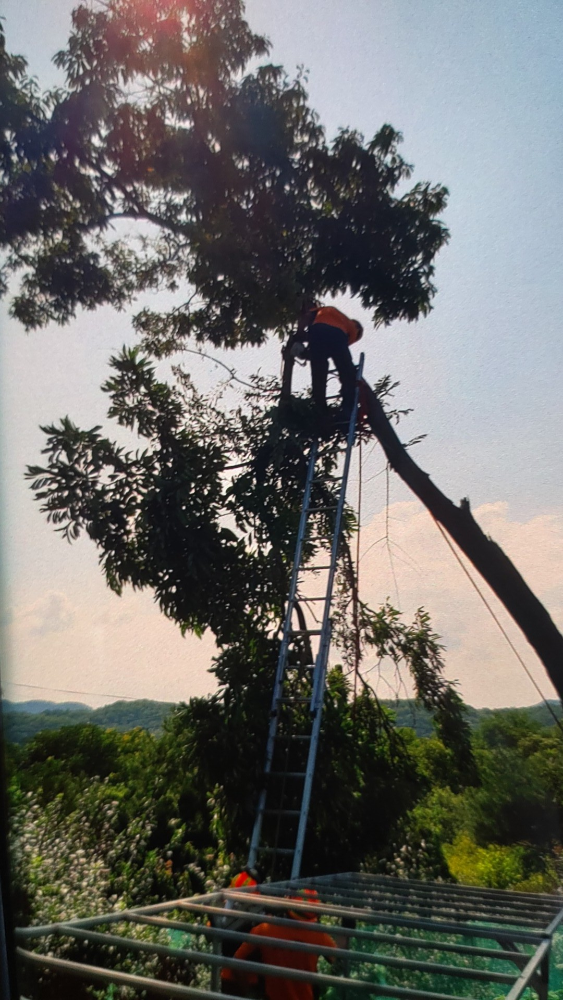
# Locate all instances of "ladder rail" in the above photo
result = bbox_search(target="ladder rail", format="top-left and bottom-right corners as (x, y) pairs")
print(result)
(248, 442), (318, 868)
(248, 354), (365, 876)
(291, 354), (365, 878)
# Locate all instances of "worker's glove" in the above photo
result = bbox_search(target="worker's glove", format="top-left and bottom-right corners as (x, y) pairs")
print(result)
(290, 340), (308, 361)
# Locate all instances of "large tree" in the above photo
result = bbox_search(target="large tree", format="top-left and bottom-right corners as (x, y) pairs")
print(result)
(7, 0), (475, 867)
(27, 354), (475, 870)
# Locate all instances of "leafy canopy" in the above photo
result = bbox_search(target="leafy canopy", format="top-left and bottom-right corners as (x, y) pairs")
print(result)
(2, 0), (448, 349)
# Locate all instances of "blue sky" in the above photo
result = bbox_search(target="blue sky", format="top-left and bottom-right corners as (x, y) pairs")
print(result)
(1, 0), (562, 708)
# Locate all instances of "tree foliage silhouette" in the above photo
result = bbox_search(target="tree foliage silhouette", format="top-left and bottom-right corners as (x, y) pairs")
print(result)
(2, 0), (448, 348)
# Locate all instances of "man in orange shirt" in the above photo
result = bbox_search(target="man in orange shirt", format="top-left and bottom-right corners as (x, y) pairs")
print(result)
(295, 302), (363, 429)
(221, 890), (336, 1000)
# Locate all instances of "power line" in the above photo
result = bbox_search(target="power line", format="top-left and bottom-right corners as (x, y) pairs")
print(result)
(3, 681), (143, 703)
(431, 515), (563, 735)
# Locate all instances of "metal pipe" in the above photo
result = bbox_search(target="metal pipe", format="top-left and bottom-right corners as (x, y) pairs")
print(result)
(17, 947), (244, 1000)
(165, 901), (536, 960)
(223, 890), (547, 942)
(14, 890), (225, 939)
(503, 939), (552, 1000)
(279, 884), (549, 927)
(38, 918), (518, 985)
(16, 944), (474, 1000)
(251, 882), (549, 927)
(235, 882), (548, 931)
(325, 873), (561, 914)
(16, 872), (561, 1000)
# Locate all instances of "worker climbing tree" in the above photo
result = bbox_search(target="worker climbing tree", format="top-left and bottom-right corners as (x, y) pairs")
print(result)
(290, 302), (364, 434)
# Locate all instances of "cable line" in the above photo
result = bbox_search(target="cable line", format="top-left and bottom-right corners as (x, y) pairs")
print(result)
(352, 431), (363, 709)
(5, 681), (145, 703)
(431, 516), (563, 735)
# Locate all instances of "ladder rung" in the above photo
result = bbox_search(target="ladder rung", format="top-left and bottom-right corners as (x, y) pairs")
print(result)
(299, 596), (326, 602)
(275, 735), (311, 741)
(306, 505), (338, 513)
(289, 629), (322, 636)
(278, 696), (311, 704)
(284, 664), (315, 670)
(268, 771), (306, 778)
(258, 847), (295, 855)
(264, 809), (301, 816)
(301, 565), (331, 572)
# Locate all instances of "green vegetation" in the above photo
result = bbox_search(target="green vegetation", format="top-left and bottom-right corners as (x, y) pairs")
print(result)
(380, 697), (563, 737)
(6, 699), (563, 932)
(9, 700), (563, 998)
(4, 695), (561, 744)
(3, 699), (175, 744)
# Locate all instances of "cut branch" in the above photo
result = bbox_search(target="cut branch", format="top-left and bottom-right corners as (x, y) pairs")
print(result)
(361, 380), (563, 703)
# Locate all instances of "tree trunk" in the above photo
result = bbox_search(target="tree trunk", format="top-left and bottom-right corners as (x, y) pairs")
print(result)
(361, 381), (563, 703)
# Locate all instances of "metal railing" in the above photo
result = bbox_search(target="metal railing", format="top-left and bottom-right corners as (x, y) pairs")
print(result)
(16, 872), (563, 1000)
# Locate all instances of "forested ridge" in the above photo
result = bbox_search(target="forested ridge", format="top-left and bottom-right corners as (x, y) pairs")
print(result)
(3, 699), (176, 743)
(4, 696), (562, 744)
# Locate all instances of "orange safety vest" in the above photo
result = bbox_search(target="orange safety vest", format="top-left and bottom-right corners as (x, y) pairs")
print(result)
(221, 921), (336, 1000)
(312, 306), (360, 345)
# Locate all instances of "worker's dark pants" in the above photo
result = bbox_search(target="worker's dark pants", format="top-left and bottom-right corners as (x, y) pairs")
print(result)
(308, 324), (356, 422)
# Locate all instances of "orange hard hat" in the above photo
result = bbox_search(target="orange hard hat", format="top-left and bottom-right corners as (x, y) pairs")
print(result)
(230, 869), (259, 889)
(287, 888), (319, 922)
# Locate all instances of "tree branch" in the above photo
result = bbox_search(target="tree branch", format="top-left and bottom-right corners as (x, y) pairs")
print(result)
(362, 380), (563, 702)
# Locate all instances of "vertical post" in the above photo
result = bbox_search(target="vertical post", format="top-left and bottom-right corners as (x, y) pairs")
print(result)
(210, 937), (222, 993)
(537, 948), (550, 1000)
(340, 917), (356, 978)
(0, 698), (19, 1000)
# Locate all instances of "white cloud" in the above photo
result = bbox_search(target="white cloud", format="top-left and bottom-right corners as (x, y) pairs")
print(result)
(16, 590), (76, 636)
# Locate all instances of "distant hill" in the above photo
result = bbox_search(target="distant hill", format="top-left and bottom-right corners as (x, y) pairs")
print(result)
(2, 699), (175, 744)
(380, 698), (562, 738)
(2, 696), (561, 745)
(3, 699), (92, 714)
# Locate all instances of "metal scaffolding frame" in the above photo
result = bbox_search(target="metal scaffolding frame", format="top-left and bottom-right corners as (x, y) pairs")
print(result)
(16, 872), (563, 999)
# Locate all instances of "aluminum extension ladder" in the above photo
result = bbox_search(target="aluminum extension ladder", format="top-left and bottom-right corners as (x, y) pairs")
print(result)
(248, 353), (365, 880)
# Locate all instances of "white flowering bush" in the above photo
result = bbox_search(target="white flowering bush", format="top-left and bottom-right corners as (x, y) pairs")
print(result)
(11, 786), (222, 999)
(8, 731), (231, 1000)
(367, 831), (446, 883)
(11, 791), (121, 926)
